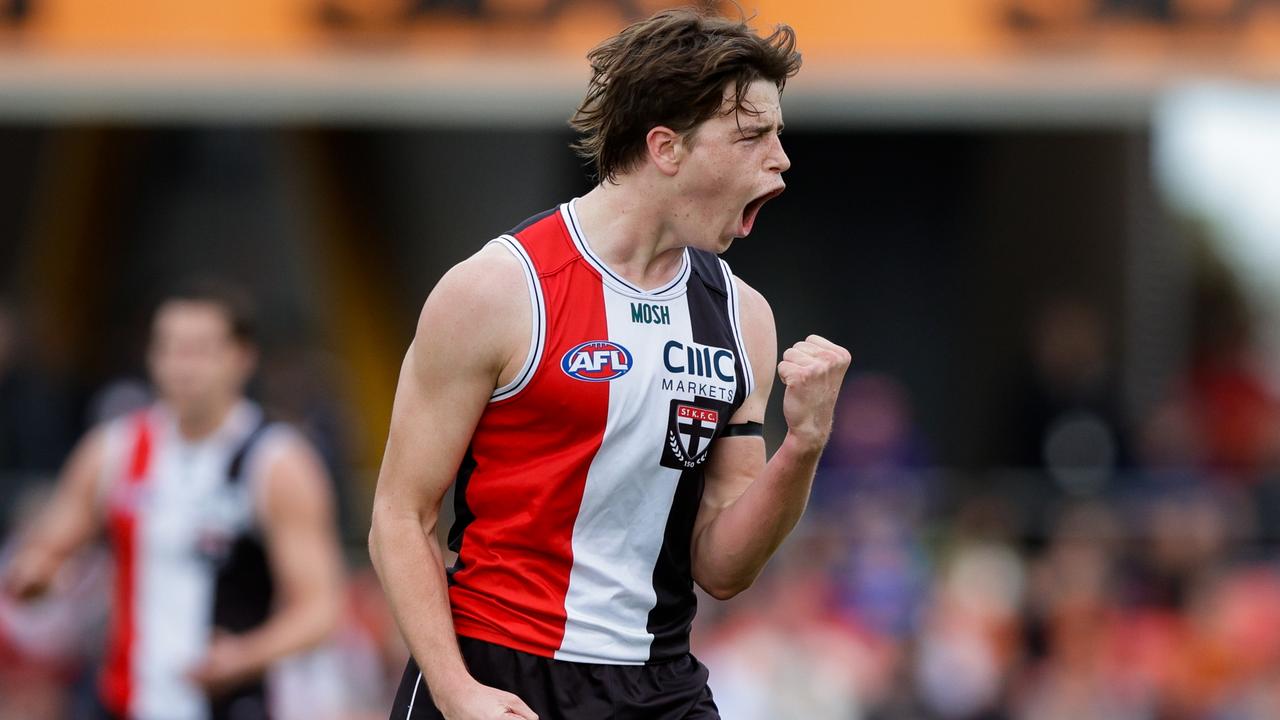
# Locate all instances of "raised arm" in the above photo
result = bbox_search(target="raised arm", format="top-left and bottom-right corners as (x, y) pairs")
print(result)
(2, 427), (107, 600)
(690, 278), (850, 600)
(368, 244), (539, 720)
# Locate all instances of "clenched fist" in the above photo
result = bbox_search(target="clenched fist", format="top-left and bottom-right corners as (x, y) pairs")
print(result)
(777, 334), (851, 450)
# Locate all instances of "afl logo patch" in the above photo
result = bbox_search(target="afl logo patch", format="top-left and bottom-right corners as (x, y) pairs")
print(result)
(561, 341), (633, 382)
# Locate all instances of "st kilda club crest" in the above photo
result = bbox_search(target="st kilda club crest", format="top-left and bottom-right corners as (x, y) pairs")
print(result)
(662, 400), (721, 470)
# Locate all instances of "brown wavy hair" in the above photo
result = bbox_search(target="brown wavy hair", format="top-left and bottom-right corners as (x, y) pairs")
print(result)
(569, 6), (801, 184)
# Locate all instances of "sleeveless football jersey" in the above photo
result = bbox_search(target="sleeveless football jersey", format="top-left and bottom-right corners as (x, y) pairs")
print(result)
(447, 198), (754, 665)
(99, 401), (289, 720)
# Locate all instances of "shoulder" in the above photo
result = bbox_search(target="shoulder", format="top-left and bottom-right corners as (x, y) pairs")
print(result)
(87, 411), (148, 477)
(419, 243), (528, 332)
(423, 242), (527, 323)
(66, 414), (143, 506)
(731, 275), (776, 341)
(250, 425), (333, 522)
(731, 275), (777, 401)
(411, 241), (530, 368)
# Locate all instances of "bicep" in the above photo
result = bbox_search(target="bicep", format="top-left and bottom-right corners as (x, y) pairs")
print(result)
(259, 440), (342, 603)
(724, 277), (776, 426)
(38, 427), (108, 545)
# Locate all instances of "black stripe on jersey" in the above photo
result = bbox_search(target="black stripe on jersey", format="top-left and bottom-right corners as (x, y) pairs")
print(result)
(446, 446), (479, 582)
(213, 417), (273, 633)
(210, 418), (274, 720)
(687, 250), (728, 298)
(644, 250), (748, 662)
(225, 420), (270, 484)
(508, 207), (559, 235)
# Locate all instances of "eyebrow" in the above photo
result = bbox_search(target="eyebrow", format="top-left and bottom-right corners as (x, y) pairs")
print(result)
(738, 122), (784, 136)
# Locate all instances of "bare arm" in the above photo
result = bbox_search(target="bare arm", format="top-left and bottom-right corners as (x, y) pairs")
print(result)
(2, 427), (107, 600)
(368, 245), (538, 720)
(690, 279), (850, 600)
(189, 436), (346, 695)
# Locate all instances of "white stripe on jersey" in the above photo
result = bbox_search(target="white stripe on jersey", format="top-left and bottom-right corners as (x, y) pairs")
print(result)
(554, 288), (696, 664)
(132, 402), (263, 720)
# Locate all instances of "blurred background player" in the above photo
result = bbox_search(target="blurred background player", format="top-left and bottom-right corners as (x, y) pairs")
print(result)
(1, 281), (346, 720)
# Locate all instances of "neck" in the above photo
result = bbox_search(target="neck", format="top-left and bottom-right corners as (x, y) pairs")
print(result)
(573, 181), (689, 291)
(174, 396), (239, 441)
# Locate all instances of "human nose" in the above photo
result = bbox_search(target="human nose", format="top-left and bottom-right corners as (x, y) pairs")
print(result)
(768, 135), (790, 174)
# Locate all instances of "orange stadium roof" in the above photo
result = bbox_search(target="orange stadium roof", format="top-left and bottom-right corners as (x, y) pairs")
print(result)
(0, 0), (1277, 124)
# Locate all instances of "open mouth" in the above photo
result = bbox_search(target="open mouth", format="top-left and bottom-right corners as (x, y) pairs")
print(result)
(740, 187), (785, 237)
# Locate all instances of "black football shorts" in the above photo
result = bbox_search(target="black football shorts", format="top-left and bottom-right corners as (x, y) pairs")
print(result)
(389, 636), (720, 720)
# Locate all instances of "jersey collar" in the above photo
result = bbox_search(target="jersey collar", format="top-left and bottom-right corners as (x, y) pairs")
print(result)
(562, 199), (690, 301)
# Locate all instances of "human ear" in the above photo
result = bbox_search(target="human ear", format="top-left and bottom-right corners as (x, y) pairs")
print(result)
(645, 126), (681, 176)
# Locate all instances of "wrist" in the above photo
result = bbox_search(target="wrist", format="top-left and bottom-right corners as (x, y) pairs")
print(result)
(782, 428), (827, 457)
(220, 633), (269, 681)
(426, 663), (476, 705)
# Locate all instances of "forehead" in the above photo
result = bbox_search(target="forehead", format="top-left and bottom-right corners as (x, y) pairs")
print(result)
(153, 300), (233, 336)
(717, 79), (783, 127)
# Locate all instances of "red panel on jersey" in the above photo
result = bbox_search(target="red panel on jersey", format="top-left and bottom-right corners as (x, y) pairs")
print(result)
(449, 210), (611, 657)
(101, 413), (151, 716)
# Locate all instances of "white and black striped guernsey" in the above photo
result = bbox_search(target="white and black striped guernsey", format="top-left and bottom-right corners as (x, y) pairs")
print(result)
(444, 198), (756, 665)
(100, 401), (291, 720)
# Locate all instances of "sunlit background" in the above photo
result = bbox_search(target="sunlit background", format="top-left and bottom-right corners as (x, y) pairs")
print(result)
(4, 1), (1280, 718)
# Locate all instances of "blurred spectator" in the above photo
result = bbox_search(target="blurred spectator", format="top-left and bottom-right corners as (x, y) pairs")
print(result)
(915, 498), (1027, 720)
(1014, 502), (1145, 720)
(816, 374), (932, 640)
(1124, 489), (1238, 610)
(698, 534), (894, 720)
(819, 373), (931, 497)
(1009, 298), (1130, 497)
(834, 496), (930, 641)
(1185, 265), (1280, 480)
(1135, 392), (1206, 482)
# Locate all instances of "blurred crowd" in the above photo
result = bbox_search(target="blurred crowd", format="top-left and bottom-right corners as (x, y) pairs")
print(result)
(5, 279), (1280, 720)
(693, 291), (1280, 720)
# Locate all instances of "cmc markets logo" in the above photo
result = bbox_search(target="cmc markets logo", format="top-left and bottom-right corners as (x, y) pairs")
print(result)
(561, 341), (633, 382)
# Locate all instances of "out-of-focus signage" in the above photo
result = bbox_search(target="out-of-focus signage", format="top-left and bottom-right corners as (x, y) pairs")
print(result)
(2, 0), (1279, 58)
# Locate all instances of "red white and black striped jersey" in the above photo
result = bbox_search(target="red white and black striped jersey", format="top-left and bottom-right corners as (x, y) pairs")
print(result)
(99, 401), (286, 720)
(447, 199), (754, 665)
